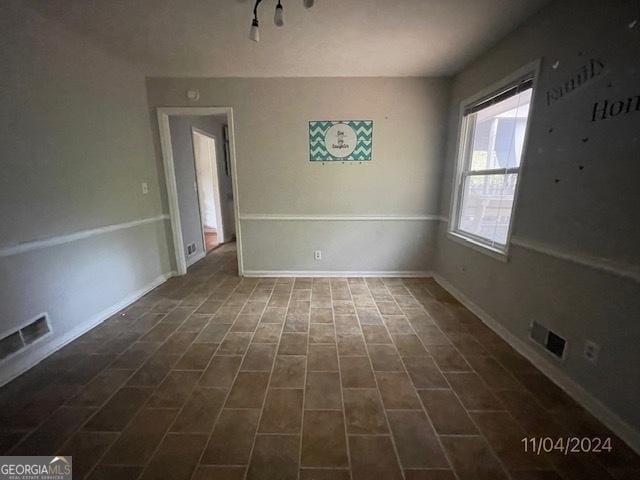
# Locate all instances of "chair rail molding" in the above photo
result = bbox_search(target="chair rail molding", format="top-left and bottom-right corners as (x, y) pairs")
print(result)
(239, 213), (447, 222)
(0, 215), (170, 258)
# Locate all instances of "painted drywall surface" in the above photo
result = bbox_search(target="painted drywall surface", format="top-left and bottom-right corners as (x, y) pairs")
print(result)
(169, 114), (232, 262)
(434, 0), (640, 433)
(147, 77), (450, 272)
(242, 220), (436, 273)
(0, 2), (172, 377)
(0, 221), (173, 377)
(1, 3), (165, 245)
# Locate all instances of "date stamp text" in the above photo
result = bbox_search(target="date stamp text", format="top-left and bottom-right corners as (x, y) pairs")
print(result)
(522, 437), (613, 455)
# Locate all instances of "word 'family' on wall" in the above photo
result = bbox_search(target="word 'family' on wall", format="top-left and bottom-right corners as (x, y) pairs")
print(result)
(591, 94), (640, 122)
(545, 58), (605, 106)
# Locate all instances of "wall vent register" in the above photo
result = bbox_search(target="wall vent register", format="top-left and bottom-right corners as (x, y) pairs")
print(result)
(530, 320), (567, 359)
(0, 314), (51, 361)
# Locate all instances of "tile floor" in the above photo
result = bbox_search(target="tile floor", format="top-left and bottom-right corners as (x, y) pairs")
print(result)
(1, 243), (639, 479)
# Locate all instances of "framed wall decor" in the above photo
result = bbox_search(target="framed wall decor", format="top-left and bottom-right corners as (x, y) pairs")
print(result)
(309, 120), (373, 161)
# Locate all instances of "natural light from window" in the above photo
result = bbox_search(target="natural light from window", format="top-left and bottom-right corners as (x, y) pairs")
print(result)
(453, 82), (533, 251)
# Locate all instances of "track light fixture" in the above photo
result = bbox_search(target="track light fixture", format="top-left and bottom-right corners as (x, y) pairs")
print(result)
(249, 0), (315, 42)
(274, 1), (284, 27)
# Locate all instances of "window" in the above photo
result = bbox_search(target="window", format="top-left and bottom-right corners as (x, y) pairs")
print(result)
(450, 75), (534, 255)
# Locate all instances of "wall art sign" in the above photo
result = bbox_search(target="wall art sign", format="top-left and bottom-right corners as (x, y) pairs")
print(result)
(545, 58), (605, 107)
(309, 120), (373, 161)
(591, 93), (640, 122)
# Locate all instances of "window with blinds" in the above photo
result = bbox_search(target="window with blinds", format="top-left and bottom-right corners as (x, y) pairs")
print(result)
(451, 75), (534, 253)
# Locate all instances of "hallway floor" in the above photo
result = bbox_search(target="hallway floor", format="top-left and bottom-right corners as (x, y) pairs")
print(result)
(204, 229), (219, 253)
(1, 244), (638, 479)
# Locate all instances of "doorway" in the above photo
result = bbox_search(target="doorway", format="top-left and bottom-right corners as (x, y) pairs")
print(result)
(157, 107), (243, 276)
(192, 129), (223, 253)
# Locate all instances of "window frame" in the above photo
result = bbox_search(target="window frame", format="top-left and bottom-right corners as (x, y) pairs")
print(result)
(448, 61), (540, 261)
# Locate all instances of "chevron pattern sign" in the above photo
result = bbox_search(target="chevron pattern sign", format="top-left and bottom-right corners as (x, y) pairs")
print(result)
(309, 120), (373, 161)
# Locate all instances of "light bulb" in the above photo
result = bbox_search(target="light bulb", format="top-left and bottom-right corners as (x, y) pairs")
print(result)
(249, 18), (260, 42)
(303, 0), (314, 8)
(274, 3), (284, 27)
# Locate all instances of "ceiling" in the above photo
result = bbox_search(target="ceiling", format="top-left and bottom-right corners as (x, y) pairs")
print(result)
(25, 0), (550, 77)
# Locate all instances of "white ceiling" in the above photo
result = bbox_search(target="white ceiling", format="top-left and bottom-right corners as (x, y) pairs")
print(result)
(26, 0), (550, 77)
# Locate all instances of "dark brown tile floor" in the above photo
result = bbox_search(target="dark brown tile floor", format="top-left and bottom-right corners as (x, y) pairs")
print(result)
(1, 243), (639, 479)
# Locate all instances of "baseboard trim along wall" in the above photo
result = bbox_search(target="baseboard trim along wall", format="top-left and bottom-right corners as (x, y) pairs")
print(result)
(0, 214), (170, 258)
(432, 272), (640, 455)
(239, 213), (447, 222)
(0, 271), (176, 388)
(243, 270), (433, 278)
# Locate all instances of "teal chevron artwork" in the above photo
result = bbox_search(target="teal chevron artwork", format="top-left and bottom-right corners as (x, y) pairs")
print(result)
(309, 120), (373, 161)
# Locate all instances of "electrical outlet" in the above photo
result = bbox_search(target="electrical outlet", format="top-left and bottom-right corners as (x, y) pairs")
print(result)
(141, 182), (149, 194)
(314, 250), (322, 260)
(584, 340), (600, 364)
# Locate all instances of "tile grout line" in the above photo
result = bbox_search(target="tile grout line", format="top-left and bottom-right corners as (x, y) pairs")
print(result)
(60, 285), (222, 475)
(295, 280), (310, 480)
(242, 278), (293, 480)
(351, 278), (407, 480)
(80, 255), (234, 479)
(5, 256), (630, 480)
(139, 266), (248, 480)
(175, 274), (258, 479)
(435, 313), (557, 479)
(8, 296), (173, 457)
(390, 280), (464, 480)
(332, 278), (354, 480)
(403, 281), (518, 480)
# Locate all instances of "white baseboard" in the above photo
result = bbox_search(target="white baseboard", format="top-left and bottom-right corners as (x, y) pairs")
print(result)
(432, 272), (640, 455)
(243, 270), (433, 278)
(0, 270), (176, 388)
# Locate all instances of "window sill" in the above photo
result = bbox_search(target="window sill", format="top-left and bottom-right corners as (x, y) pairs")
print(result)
(446, 230), (510, 263)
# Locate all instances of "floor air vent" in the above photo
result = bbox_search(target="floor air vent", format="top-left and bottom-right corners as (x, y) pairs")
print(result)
(529, 321), (566, 359)
(0, 314), (50, 361)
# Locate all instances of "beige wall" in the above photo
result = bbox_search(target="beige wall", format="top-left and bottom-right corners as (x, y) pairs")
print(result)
(147, 77), (450, 273)
(434, 0), (640, 442)
(0, 1), (173, 383)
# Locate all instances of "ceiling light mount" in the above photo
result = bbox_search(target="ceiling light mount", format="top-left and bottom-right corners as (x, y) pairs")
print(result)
(249, 0), (315, 42)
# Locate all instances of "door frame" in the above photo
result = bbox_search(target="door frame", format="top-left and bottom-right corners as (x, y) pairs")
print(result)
(191, 127), (225, 248)
(157, 107), (243, 276)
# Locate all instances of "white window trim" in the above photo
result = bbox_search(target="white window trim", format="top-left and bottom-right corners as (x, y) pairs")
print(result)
(447, 60), (541, 261)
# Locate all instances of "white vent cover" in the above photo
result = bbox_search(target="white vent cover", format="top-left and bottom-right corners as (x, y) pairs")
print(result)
(0, 314), (51, 361)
